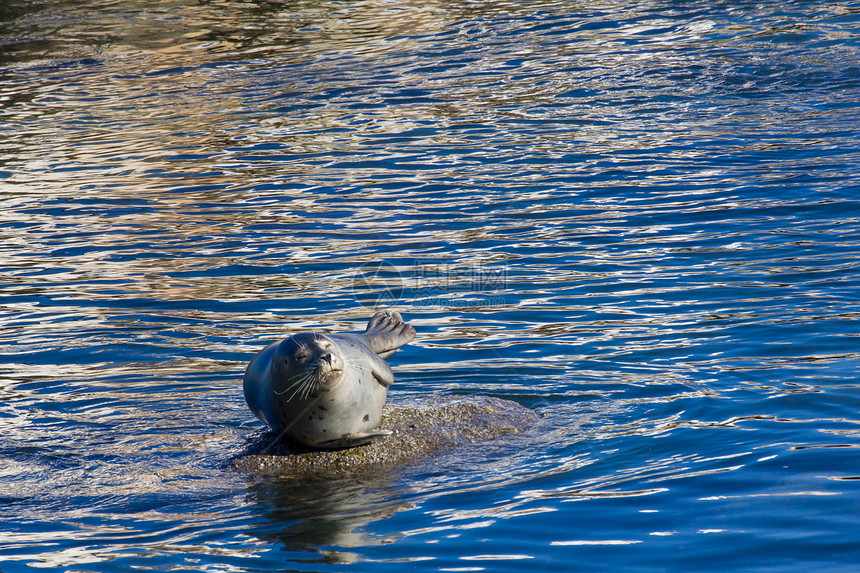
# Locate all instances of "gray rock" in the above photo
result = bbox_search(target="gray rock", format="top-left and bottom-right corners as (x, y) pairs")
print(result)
(233, 396), (538, 477)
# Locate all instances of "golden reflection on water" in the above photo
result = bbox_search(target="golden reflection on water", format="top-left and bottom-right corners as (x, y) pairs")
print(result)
(3, 0), (468, 189)
(0, 0), (754, 194)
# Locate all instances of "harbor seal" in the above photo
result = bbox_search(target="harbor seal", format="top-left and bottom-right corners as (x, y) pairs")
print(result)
(243, 311), (415, 448)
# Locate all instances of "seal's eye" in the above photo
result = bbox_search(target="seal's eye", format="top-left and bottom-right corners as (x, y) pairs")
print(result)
(293, 349), (310, 362)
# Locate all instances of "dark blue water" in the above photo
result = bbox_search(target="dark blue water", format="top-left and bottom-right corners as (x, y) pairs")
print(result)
(2, 0), (859, 570)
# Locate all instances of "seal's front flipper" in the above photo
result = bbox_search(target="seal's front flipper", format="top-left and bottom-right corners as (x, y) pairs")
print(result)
(364, 310), (415, 359)
(314, 429), (393, 449)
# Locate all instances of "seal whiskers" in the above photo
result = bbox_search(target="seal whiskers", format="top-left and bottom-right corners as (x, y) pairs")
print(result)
(275, 370), (317, 402)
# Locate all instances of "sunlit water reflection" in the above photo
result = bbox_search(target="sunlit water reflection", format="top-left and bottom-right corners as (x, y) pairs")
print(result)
(2, 0), (860, 570)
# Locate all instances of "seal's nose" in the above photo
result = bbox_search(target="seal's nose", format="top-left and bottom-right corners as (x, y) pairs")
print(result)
(318, 351), (331, 365)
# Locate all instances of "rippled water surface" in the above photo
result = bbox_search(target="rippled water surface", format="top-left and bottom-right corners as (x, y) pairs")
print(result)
(2, 0), (860, 570)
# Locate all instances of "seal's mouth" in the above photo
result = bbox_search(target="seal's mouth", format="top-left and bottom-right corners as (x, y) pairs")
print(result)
(321, 368), (343, 383)
(276, 366), (338, 400)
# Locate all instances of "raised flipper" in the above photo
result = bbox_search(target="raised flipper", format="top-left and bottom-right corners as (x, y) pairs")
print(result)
(314, 429), (393, 449)
(363, 310), (415, 359)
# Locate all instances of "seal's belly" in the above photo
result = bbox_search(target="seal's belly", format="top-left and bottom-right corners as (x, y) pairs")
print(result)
(275, 369), (386, 445)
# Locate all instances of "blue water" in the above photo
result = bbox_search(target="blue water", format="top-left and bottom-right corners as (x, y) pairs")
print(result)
(2, 0), (860, 570)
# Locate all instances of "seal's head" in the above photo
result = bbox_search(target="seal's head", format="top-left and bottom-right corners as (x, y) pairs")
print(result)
(271, 333), (345, 400)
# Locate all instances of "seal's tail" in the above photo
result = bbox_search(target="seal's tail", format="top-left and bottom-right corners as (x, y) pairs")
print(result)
(364, 310), (415, 359)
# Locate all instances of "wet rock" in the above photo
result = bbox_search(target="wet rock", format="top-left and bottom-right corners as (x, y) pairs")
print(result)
(233, 396), (538, 476)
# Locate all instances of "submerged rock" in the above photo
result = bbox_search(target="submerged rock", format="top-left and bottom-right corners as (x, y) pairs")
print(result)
(233, 396), (538, 476)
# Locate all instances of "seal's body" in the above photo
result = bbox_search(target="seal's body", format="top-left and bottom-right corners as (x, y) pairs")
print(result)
(244, 311), (415, 448)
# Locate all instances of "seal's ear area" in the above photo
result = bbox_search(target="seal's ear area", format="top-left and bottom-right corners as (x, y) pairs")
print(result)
(364, 310), (416, 358)
(277, 334), (314, 364)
